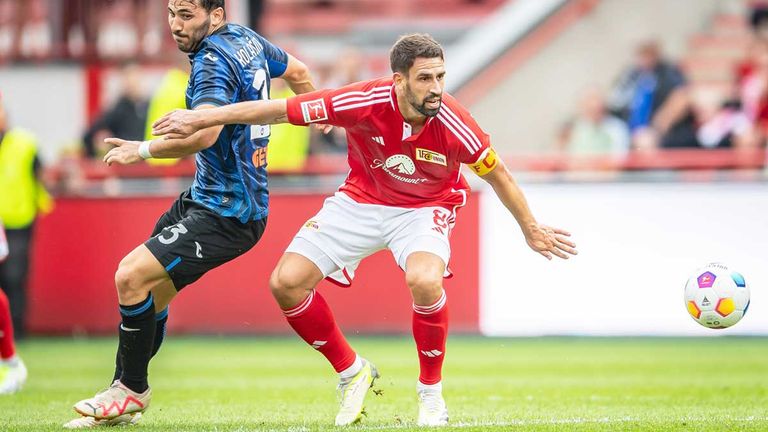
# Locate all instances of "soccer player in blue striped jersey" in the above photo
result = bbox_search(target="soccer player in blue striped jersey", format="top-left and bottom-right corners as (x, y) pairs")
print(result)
(65, 1), (322, 428)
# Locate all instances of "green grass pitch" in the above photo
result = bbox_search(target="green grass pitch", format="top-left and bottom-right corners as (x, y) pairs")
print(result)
(1, 336), (766, 431)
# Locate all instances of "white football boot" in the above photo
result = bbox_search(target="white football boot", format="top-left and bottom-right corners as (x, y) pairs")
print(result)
(73, 380), (151, 420)
(417, 381), (449, 426)
(0, 356), (27, 394)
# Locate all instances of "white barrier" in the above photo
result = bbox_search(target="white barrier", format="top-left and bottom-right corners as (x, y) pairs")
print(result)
(479, 182), (768, 336)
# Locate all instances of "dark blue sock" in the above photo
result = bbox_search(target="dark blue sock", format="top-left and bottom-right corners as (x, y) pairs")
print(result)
(113, 307), (169, 384)
(117, 294), (156, 393)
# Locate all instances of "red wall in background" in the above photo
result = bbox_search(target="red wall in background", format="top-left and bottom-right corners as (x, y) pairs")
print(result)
(27, 194), (479, 335)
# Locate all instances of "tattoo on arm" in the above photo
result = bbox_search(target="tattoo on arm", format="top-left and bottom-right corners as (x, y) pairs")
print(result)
(271, 114), (289, 124)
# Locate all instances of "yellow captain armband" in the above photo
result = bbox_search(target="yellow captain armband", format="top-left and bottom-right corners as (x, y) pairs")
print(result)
(468, 147), (498, 176)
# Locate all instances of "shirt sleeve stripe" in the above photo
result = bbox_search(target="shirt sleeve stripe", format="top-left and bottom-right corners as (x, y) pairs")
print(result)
(441, 105), (483, 151)
(334, 97), (390, 112)
(437, 113), (477, 155)
(331, 86), (392, 102)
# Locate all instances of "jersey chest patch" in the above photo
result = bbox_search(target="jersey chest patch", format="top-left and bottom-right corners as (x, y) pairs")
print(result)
(415, 148), (447, 166)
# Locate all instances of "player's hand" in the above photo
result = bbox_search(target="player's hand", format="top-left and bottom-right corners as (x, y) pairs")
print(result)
(103, 138), (142, 166)
(524, 224), (577, 260)
(152, 109), (202, 139)
(312, 123), (334, 134)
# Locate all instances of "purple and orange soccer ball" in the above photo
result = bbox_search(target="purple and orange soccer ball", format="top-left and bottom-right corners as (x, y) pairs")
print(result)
(684, 263), (750, 329)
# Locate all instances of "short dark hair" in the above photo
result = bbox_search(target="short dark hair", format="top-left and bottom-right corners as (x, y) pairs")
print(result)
(389, 33), (444, 75)
(198, 0), (225, 12)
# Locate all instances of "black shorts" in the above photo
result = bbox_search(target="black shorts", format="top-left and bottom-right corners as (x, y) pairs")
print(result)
(145, 189), (267, 291)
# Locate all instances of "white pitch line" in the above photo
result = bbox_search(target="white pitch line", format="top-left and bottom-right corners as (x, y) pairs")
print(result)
(357, 416), (768, 430)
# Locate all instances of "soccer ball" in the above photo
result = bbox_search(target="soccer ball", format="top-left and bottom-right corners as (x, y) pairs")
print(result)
(684, 263), (750, 329)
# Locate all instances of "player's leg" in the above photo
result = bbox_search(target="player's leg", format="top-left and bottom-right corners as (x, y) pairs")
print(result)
(405, 251), (450, 426)
(68, 284), (169, 427)
(111, 281), (174, 384)
(387, 207), (453, 426)
(0, 287), (25, 395)
(272, 193), (385, 425)
(270, 250), (379, 426)
(73, 244), (167, 420)
(106, 200), (184, 390)
(270, 251), (358, 372)
(70, 191), (271, 425)
(406, 251), (448, 382)
(0, 226), (32, 339)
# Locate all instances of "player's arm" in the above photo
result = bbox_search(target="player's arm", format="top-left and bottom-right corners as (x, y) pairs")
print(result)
(154, 83), (362, 138)
(103, 105), (224, 165)
(280, 54), (316, 95)
(471, 149), (577, 260)
(152, 99), (288, 140)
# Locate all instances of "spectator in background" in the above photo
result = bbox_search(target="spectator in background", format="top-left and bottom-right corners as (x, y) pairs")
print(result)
(0, 0), (17, 61)
(740, 38), (768, 138)
(608, 40), (699, 150)
(17, 0), (51, 60)
(248, 0), (265, 33)
(0, 92), (53, 339)
(696, 98), (759, 149)
(310, 47), (371, 154)
(562, 86), (630, 157)
(143, 53), (190, 166)
(750, 1), (768, 37)
(97, 0), (139, 59)
(83, 63), (148, 159)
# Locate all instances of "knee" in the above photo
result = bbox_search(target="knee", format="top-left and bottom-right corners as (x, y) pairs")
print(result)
(114, 259), (147, 299)
(269, 266), (305, 298)
(406, 270), (443, 302)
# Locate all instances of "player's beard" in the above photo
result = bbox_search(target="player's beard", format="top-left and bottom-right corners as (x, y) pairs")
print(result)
(406, 84), (442, 117)
(175, 16), (211, 53)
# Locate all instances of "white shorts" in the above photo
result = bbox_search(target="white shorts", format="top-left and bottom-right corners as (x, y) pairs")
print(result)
(286, 192), (456, 286)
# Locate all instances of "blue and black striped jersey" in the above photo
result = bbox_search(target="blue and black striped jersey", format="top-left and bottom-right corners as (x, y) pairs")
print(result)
(186, 23), (288, 223)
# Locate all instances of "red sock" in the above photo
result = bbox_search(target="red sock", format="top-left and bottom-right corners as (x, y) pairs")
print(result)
(413, 290), (448, 385)
(283, 290), (356, 372)
(0, 289), (16, 359)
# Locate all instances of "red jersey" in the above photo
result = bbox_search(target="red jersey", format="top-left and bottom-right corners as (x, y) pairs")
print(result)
(286, 77), (491, 212)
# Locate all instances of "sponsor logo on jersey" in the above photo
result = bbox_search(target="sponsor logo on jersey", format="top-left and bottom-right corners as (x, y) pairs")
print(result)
(204, 52), (219, 62)
(252, 146), (268, 168)
(372, 136), (385, 146)
(301, 99), (329, 123)
(415, 148), (447, 166)
(304, 220), (320, 230)
(370, 154), (427, 184)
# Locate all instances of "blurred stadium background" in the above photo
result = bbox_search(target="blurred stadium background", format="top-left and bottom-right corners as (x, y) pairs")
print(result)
(1, 0), (767, 430)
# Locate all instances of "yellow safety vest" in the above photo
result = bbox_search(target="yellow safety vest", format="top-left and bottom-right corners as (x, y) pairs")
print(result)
(144, 68), (190, 166)
(0, 128), (53, 228)
(267, 87), (310, 172)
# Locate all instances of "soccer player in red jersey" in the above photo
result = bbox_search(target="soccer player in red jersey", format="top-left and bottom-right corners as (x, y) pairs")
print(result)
(0, 218), (26, 395)
(154, 33), (577, 426)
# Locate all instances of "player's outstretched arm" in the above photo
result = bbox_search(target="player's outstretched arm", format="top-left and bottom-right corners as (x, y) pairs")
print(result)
(475, 154), (577, 261)
(152, 99), (289, 140)
(103, 105), (225, 165)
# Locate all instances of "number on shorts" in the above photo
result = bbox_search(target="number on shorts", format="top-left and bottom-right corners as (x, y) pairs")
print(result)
(433, 210), (449, 229)
(158, 223), (188, 245)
